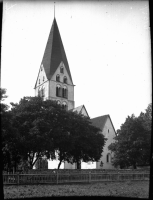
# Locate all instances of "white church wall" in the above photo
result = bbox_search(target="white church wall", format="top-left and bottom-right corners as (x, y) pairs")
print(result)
(64, 162), (76, 169)
(50, 62), (74, 102)
(35, 63), (49, 99)
(33, 159), (64, 169)
(35, 64), (48, 88)
(51, 62), (73, 85)
(96, 117), (116, 169)
(35, 80), (49, 99)
(81, 161), (96, 169)
(48, 62), (75, 110)
(80, 107), (88, 117)
(48, 160), (64, 169)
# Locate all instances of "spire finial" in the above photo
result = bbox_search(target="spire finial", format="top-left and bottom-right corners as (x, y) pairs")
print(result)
(54, 2), (55, 18)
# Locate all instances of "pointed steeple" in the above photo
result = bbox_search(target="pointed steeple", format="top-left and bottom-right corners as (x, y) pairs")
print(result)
(54, 2), (55, 19)
(41, 18), (73, 84)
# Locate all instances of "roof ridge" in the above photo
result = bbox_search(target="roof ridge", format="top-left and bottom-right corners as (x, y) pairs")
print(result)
(91, 114), (109, 120)
(73, 105), (83, 109)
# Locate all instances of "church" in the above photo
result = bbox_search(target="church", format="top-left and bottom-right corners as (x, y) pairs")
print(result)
(34, 16), (116, 169)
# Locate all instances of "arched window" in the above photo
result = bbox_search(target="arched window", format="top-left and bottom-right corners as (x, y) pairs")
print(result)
(62, 86), (68, 98)
(39, 79), (40, 84)
(38, 87), (45, 98)
(106, 153), (111, 163)
(42, 87), (45, 97)
(56, 74), (60, 82)
(62, 102), (67, 110)
(63, 76), (67, 84)
(60, 66), (64, 73)
(57, 100), (61, 105)
(56, 85), (62, 97)
(38, 88), (41, 97)
(43, 76), (45, 81)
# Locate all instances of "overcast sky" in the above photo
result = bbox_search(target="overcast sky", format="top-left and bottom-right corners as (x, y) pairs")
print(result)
(1, 1), (151, 130)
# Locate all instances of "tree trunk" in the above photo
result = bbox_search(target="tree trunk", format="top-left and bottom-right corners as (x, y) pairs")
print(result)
(58, 160), (62, 169)
(76, 160), (81, 169)
(29, 164), (33, 169)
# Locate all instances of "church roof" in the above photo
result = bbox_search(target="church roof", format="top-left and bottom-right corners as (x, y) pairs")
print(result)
(71, 105), (90, 118)
(91, 115), (116, 135)
(72, 105), (84, 113)
(34, 18), (73, 88)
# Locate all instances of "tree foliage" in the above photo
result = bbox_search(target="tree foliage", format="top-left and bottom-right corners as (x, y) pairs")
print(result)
(52, 110), (106, 169)
(1, 88), (21, 172)
(7, 96), (106, 170)
(108, 103), (152, 169)
(10, 97), (58, 169)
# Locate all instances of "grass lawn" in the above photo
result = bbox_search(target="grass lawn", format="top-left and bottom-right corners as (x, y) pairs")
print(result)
(3, 181), (149, 198)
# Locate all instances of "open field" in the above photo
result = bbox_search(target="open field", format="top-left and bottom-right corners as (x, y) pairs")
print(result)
(3, 181), (149, 198)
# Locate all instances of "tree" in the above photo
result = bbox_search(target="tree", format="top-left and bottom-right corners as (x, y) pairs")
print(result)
(1, 88), (21, 172)
(10, 96), (59, 169)
(9, 96), (106, 170)
(0, 88), (8, 113)
(138, 103), (152, 166)
(54, 110), (106, 169)
(40, 104), (106, 169)
(108, 104), (152, 169)
(35, 157), (48, 169)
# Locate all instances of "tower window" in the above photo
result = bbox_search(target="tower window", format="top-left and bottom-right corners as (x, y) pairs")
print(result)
(41, 64), (43, 71)
(106, 153), (111, 163)
(43, 76), (45, 81)
(63, 76), (67, 84)
(62, 102), (67, 110)
(60, 66), (64, 73)
(56, 85), (62, 97)
(38, 88), (41, 97)
(108, 129), (109, 133)
(62, 86), (68, 98)
(57, 100), (61, 105)
(56, 74), (60, 82)
(39, 79), (40, 84)
(42, 87), (45, 97)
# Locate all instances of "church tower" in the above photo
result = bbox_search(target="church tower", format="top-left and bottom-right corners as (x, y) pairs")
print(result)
(34, 17), (75, 110)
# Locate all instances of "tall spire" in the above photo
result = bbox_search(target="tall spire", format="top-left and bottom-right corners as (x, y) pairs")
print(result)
(35, 18), (73, 87)
(54, 2), (55, 18)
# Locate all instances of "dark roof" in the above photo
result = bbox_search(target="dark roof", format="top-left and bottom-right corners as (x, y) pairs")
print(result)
(91, 115), (116, 135)
(91, 115), (108, 131)
(34, 18), (73, 88)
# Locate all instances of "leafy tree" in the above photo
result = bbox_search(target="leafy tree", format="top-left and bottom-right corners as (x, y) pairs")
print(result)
(35, 157), (48, 169)
(0, 88), (8, 113)
(138, 103), (152, 165)
(10, 96), (59, 169)
(108, 104), (152, 169)
(52, 110), (106, 169)
(9, 96), (106, 170)
(68, 112), (106, 169)
(1, 88), (21, 172)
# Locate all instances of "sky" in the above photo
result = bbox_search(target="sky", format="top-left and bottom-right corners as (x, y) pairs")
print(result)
(1, 0), (151, 130)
